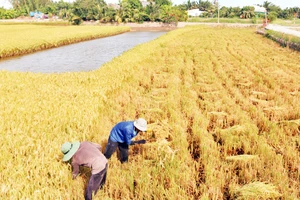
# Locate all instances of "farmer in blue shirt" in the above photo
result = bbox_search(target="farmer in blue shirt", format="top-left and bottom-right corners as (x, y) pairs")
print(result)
(104, 118), (147, 163)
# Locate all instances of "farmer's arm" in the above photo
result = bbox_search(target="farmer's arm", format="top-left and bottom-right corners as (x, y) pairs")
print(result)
(124, 128), (134, 145)
(125, 133), (132, 145)
(71, 162), (80, 179)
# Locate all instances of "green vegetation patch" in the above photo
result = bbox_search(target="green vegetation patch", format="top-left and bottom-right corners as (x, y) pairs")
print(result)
(272, 18), (300, 26)
(264, 29), (300, 51)
(266, 29), (300, 43)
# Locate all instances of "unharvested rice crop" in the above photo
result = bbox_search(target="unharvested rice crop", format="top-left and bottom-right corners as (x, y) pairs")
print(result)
(0, 25), (130, 59)
(0, 25), (299, 199)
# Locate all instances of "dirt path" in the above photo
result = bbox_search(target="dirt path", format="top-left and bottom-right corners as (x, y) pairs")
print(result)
(265, 24), (300, 37)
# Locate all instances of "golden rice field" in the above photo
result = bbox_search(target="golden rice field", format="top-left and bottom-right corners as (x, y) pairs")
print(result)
(0, 25), (130, 59)
(0, 25), (299, 199)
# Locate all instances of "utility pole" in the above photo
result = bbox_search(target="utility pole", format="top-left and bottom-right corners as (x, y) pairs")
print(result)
(214, 0), (220, 23)
(265, 8), (267, 26)
(217, 0), (220, 24)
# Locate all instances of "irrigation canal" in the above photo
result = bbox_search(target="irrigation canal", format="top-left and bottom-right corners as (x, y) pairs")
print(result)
(0, 31), (167, 73)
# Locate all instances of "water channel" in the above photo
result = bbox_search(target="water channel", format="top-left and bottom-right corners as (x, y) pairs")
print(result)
(0, 31), (167, 73)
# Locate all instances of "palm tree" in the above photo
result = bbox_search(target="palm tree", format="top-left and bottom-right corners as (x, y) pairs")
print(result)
(263, 1), (272, 12)
(240, 6), (255, 19)
(186, 0), (192, 10)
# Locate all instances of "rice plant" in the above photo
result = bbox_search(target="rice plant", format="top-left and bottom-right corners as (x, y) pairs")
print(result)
(0, 25), (130, 59)
(0, 25), (299, 199)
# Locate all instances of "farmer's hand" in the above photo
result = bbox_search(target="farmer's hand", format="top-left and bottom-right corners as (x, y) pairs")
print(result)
(130, 140), (146, 145)
(72, 174), (78, 180)
(135, 139), (146, 144)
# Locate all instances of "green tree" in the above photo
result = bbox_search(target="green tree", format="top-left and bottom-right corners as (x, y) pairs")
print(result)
(268, 4), (281, 13)
(119, 0), (143, 22)
(160, 4), (187, 24)
(56, 0), (72, 19)
(0, 8), (19, 19)
(278, 7), (298, 19)
(40, 2), (57, 16)
(198, 0), (211, 11)
(128, 0), (142, 9)
(189, 0), (199, 9)
(263, 1), (272, 12)
(145, 2), (161, 22)
(240, 6), (255, 19)
(119, 0), (133, 22)
(155, 0), (171, 6)
(268, 11), (277, 21)
(9, 0), (52, 12)
(71, 0), (106, 21)
(186, 0), (192, 10)
(228, 7), (241, 18)
(100, 6), (117, 23)
(219, 6), (228, 17)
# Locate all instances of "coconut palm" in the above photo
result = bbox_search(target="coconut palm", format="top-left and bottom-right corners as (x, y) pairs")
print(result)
(199, 0), (212, 11)
(240, 6), (255, 19)
(263, 1), (272, 12)
(145, 2), (161, 22)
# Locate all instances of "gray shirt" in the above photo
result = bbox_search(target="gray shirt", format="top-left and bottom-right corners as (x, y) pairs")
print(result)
(71, 142), (108, 176)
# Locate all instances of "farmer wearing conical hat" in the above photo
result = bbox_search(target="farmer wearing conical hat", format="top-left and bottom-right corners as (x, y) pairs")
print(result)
(104, 118), (147, 163)
(61, 141), (108, 200)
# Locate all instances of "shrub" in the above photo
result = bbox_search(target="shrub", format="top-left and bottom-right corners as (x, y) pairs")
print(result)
(268, 11), (278, 22)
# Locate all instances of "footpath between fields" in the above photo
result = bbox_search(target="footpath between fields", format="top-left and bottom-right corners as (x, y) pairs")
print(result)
(265, 24), (300, 38)
(256, 24), (300, 51)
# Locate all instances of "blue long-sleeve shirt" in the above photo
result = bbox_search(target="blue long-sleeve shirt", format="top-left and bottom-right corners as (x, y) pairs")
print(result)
(109, 121), (138, 145)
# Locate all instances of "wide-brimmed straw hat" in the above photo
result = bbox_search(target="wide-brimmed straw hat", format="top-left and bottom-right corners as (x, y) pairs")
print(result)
(61, 141), (80, 162)
(134, 118), (147, 132)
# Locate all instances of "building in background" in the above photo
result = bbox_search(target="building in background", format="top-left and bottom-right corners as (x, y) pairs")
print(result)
(0, 0), (12, 9)
(253, 5), (266, 15)
(187, 9), (205, 17)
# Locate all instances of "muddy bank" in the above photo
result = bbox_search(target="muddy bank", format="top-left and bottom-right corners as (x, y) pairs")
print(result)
(257, 29), (300, 51)
(91, 21), (259, 29)
(87, 21), (178, 31)
(1, 19), (258, 30)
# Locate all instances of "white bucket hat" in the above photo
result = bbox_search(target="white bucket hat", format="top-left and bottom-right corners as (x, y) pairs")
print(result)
(134, 118), (147, 132)
(61, 141), (80, 162)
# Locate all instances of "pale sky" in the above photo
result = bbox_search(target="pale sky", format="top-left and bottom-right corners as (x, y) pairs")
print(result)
(210, 0), (299, 9)
(0, 0), (299, 9)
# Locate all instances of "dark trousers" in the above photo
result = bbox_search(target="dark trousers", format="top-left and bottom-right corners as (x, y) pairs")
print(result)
(85, 164), (108, 200)
(104, 138), (129, 163)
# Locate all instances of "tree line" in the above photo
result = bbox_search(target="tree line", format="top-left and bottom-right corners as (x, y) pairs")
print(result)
(0, 0), (299, 24)
(0, 0), (188, 24)
(188, 1), (299, 21)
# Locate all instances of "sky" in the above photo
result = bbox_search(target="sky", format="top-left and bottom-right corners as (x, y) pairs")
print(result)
(0, 0), (299, 9)
(209, 0), (299, 9)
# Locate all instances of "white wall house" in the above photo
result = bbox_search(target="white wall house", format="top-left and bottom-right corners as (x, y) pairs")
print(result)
(140, 0), (150, 7)
(188, 9), (205, 17)
(253, 5), (266, 14)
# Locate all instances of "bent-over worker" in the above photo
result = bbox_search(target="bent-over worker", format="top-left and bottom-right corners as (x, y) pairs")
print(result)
(61, 141), (108, 200)
(104, 118), (147, 163)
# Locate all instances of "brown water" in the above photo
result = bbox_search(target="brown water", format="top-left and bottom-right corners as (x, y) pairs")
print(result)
(0, 31), (167, 73)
